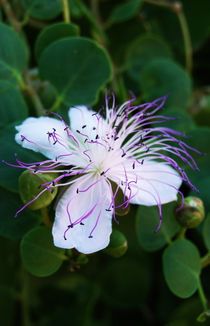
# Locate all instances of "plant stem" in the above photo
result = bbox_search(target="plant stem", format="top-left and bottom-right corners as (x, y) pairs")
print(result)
(1, 0), (21, 32)
(143, 0), (192, 74)
(201, 252), (210, 269)
(62, 0), (71, 23)
(175, 3), (192, 73)
(198, 279), (208, 311)
(24, 70), (46, 116)
(177, 227), (187, 239)
(41, 207), (52, 227)
(89, 0), (118, 92)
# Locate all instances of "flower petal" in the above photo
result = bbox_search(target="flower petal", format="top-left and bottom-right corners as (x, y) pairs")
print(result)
(109, 160), (182, 206)
(52, 175), (113, 254)
(15, 117), (74, 162)
(68, 105), (109, 138)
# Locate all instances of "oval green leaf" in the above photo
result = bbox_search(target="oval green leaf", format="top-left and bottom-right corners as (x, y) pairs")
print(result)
(0, 187), (41, 239)
(136, 202), (180, 252)
(126, 34), (173, 81)
(0, 23), (28, 84)
(35, 22), (80, 60)
(20, 226), (65, 277)
(163, 239), (201, 298)
(0, 123), (45, 192)
(139, 58), (192, 109)
(21, 0), (62, 20)
(38, 37), (112, 106)
(108, 0), (142, 24)
(0, 81), (28, 127)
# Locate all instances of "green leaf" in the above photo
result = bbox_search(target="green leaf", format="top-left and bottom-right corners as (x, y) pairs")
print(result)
(163, 108), (195, 133)
(202, 213), (210, 251)
(163, 239), (201, 298)
(136, 202), (180, 252)
(108, 0), (142, 24)
(20, 226), (65, 277)
(126, 34), (173, 81)
(104, 229), (128, 258)
(35, 22), (80, 60)
(0, 81), (28, 127)
(0, 123), (45, 192)
(21, 0), (62, 20)
(139, 58), (192, 109)
(39, 37), (112, 106)
(0, 23), (28, 85)
(0, 187), (41, 239)
(185, 128), (210, 212)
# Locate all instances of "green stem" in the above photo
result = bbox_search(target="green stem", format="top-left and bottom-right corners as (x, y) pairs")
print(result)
(1, 0), (21, 32)
(24, 70), (46, 116)
(198, 279), (208, 311)
(176, 4), (192, 73)
(201, 252), (210, 269)
(177, 227), (187, 239)
(74, 0), (107, 42)
(62, 0), (71, 23)
(143, 0), (192, 73)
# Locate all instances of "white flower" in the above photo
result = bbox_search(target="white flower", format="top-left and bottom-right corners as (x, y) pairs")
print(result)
(10, 95), (200, 254)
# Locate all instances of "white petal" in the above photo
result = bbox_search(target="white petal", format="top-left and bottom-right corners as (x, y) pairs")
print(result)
(52, 175), (113, 254)
(68, 105), (109, 139)
(109, 160), (182, 206)
(15, 116), (79, 164)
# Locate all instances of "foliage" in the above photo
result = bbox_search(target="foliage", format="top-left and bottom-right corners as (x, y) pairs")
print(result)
(0, 0), (210, 325)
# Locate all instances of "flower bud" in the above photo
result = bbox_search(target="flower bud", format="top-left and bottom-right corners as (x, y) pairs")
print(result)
(19, 171), (58, 210)
(104, 229), (128, 258)
(176, 196), (205, 228)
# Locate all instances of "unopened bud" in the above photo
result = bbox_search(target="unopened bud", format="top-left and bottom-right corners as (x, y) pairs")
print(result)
(176, 196), (205, 228)
(104, 229), (128, 258)
(19, 171), (58, 210)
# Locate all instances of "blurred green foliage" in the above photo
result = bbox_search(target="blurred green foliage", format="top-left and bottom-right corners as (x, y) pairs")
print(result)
(0, 0), (210, 325)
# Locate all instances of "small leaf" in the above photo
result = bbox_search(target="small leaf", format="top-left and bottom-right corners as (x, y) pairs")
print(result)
(35, 22), (80, 60)
(163, 239), (201, 298)
(0, 81), (28, 127)
(126, 34), (172, 81)
(21, 0), (62, 20)
(108, 0), (142, 24)
(0, 23), (28, 84)
(20, 226), (65, 277)
(39, 37), (112, 106)
(136, 202), (180, 252)
(202, 212), (210, 251)
(139, 58), (192, 109)
(0, 187), (41, 239)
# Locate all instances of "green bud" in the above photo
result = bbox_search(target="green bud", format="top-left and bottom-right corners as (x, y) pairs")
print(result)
(104, 229), (128, 258)
(197, 309), (210, 322)
(19, 171), (58, 210)
(176, 196), (205, 228)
